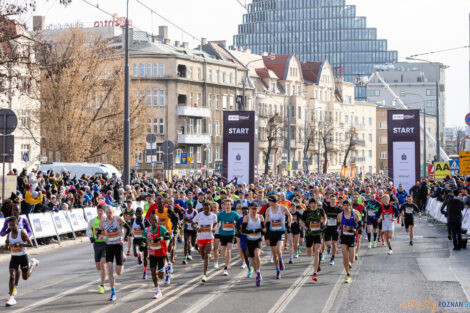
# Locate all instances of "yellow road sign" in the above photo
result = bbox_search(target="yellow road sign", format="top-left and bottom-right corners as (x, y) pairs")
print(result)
(459, 151), (470, 175)
(434, 162), (450, 179)
(188, 157), (194, 163)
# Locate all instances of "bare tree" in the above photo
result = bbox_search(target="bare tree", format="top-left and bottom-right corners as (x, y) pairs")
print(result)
(263, 114), (282, 175)
(319, 121), (335, 174)
(342, 127), (358, 167)
(456, 127), (466, 154)
(302, 123), (317, 174)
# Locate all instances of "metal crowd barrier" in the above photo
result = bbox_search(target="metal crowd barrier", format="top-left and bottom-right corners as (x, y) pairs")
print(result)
(425, 198), (470, 230)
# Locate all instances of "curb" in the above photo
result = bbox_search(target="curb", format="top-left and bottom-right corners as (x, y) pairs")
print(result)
(0, 236), (89, 263)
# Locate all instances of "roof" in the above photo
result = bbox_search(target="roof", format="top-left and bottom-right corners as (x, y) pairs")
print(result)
(301, 61), (323, 85)
(262, 54), (292, 80)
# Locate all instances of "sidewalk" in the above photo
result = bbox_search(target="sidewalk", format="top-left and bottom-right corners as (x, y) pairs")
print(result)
(0, 236), (89, 263)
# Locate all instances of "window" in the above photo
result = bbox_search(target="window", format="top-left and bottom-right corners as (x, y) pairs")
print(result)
(20, 144), (30, 161)
(298, 106), (301, 119)
(153, 90), (158, 106)
(229, 96), (234, 110)
(159, 64), (165, 77)
(190, 146), (194, 158)
(146, 64), (151, 77)
(362, 117), (365, 125)
(176, 149), (182, 164)
(197, 68), (201, 80)
(378, 121), (387, 129)
(146, 90), (151, 106)
(139, 64), (145, 77)
(153, 64), (158, 77)
(368, 150), (372, 158)
(426, 89), (436, 96)
(189, 119), (194, 134)
(209, 95), (213, 108)
(190, 93), (194, 106)
(208, 121), (212, 136)
(368, 117), (372, 126)
(196, 119), (201, 135)
(160, 90), (165, 106)
(197, 147), (201, 163)
(369, 133), (373, 142)
(208, 69), (212, 82)
(20, 111), (29, 128)
(379, 136), (387, 144)
(188, 67), (193, 79)
(153, 118), (158, 133)
(426, 100), (435, 109)
(208, 146), (212, 163)
(216, 121), (220, 136)
(215, 146), (220, 160)
(215, 95), (220, 110)
(222, 95), (227, 109)
(196, 93), (201, 106)
(367, 89), (380, 97)
(159, 118), (164, 135)
(216, 70), (220, 83)
(345, 115), (348, 123)
(379, 151), (387, 159)
(133, 64), (138, 77)
(399, 89), (405, 97)
(147, 119), (151, 133)
(223, 72), (226, 83)
(230, 73), (233, 84)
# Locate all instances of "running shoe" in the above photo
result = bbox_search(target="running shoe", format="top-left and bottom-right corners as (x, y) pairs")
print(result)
(312, 274), (318, 282)
(345, 275), (352, 283)
(109, 292), (116, 301)
(142, 270), (147, 280)
(30, 258), (40, 269)
(368, 242), (372, 249)
(240, 262), (247, 269)
(137, 253), (142, 265)
(202, 275), (207, 283)
(297, 248), (301, 255)
(222, 269), (229, 276)
(164, 273), (171, 285)
(12, 287), (17, 296)
(348, 262), (352, 269)
(276, 269), (281, 279)
(326, 247), (331, 254)
(279, 259), (285, 271)
(5, 296), (16, 307)
(126, 251), (131, 256)
(256, 272), (262, 287)
(214, 262), (219, 270)
(152, 290), (162, 299)
(284, 245), (288, 250)
(355, 254), (358, 261)
(317, 264), (321, 272)
(381, 239), (385, 246)
(247, 269), (253, 278)
(168, 263), (173, 274)
(320, 253), (325, 261)
(289, 256), (293, 264)
(372, 241), (377, 248)
(410, 241), (413, 246)
(209, 254), (213, 261)
(294, 252), (299, 259)
(329, 259), (334, 266)
(177, 236), (183, 244)
(98, 285), (105, 294)
(388, 249), (393, 255)
(187, 255), (193, 261)
(182, 259), (187, 265)
(270, 257), (274, 263)
(122, 253), (127, 263)
(171, 259), (175, 264)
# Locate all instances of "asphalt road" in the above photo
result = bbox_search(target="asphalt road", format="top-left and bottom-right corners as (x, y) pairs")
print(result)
(1, 216), (469, 313)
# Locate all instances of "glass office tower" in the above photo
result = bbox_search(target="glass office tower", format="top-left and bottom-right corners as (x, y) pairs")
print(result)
(233, 0), (398, 100)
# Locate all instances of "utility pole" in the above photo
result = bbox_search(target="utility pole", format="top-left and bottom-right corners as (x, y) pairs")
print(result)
(123, 0), (130, 184)
(287, 99), (291, 177)
(435, 79), (440, 162)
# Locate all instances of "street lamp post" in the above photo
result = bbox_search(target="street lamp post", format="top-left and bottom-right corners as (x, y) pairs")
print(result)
(123, 0), (130, 184)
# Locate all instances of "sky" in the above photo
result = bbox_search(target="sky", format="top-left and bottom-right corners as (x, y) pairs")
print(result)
(27, 0), (470, 127)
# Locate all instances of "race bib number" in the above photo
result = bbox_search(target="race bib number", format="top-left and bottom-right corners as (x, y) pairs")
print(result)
(271, 220), (283, 231)
(10, 246), (22, 253)
(107, 231), (119, 239)
(368, 209), (376, 217)
(124, 216), (133, 221)
(309, 221), (321, 231)
(133, 229), (143, 237)
(327, 217), (337, 226)
(222, 222), (234, 232)
(384, 213), (393, 221)
(405, 207), (414, 214)
(149, 241), (161, 250)
(199, 225), (211, 233)
(292, 216), (298, 222)
(158, 219), (166, 226)
(247, 232), (261, 240)
(343, 226), (355, 235)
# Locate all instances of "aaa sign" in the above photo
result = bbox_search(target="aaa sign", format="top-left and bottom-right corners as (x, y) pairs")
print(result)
(434, 162), (450, 179)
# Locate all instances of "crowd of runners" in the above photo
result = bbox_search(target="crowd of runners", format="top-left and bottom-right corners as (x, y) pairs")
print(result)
(4, 171), (467, 306)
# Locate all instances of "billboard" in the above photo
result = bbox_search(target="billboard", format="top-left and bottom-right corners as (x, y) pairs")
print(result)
(223, 111), (258, 184)
(387, 110), (420, 192)
(434, 162), (450, 179)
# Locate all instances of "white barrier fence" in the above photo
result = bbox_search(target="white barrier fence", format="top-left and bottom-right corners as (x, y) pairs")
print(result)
(425, 197), (470, 230)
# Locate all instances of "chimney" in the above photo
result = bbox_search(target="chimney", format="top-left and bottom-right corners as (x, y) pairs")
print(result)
(201, 38), (207, 45)
(158, 25), (168, 42)
(175, 41), (180, 47)
(244, 48), (251, 54)
(122, 27), (134, 49)
(182, 42), (188, 49)
(33, 16), (45, 31)
(152, 35), (158, 42)
(164, 39), (171, 45)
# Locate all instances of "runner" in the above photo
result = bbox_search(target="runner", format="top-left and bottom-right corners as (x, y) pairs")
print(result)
(338, 200), (360, 283)
(143, 213), (171, 299)
(218, 199), (240, 276)
(86, 204), (107, 294)
(236, 206), (251, 277)
(100, 205), (131, 301)
(300, 198), (326, 282)
(5, 216), (38, 307)
(379, 194), (397, 254)
(351, 193), (364, 260)
(132, 207), (150, 279)
(192, 201), (218, 283)
(242, 203), (265, 286)
(400, 195), (419, 245)
(323, 194), (342, 265)
(287, 204), (302, 263)
(183, 202), (197, 264)
(121, 199), (135, 256)
(266, 195), (292, 279)
(364, 193), (382, 248)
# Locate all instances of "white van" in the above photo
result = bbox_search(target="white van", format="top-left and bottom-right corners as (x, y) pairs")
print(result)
(39, 162), (121, 178)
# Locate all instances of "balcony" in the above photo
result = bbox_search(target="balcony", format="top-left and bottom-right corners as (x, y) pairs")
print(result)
(178, 133), (211, 145)
(351, 157), (366, 163)
(177, 106), (210, 118)
(355, 140), (366, 147)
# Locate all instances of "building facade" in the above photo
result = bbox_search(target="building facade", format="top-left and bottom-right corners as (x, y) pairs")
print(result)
(233, 0), (398, 100)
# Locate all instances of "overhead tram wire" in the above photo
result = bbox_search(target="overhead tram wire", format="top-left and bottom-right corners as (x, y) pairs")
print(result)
(408, 45), (470, 58)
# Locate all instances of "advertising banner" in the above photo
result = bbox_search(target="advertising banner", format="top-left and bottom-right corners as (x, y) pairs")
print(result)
(29, 213), (57, 239)
(67, 209), (88, 231)
(434, 162), (450, 179)
(459, 151), (470, 175)
(83, 207), (98, 222)
(428, 164), (435, 179)
(387, 110), (420, 192)
(52, 211), (73, 235)
(223, 111), (258, 184)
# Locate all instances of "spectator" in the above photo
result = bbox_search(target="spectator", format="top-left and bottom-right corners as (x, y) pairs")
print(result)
(396, 184), (408, 205)
(441, 189), (464, 250)
(24, 190), (43, 215)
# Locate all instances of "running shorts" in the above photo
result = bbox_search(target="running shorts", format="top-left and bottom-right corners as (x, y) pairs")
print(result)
(324, 227), (339, 242)
(149, 255), (166, 271)
(184, 229), (197, 238)
(133, 238), (145, 252)
(197, 239), (213, 248)
(306, 235), (322, 248)
(340, 235), (355, 248)
(382, 220), (394, 232)
(290, 225), (301, 235)
(247, 240), (261, 258)
(378, 220), (382, 230)
(404, 215), (414, 229)
(367, 218), (378, 228)
(214, 234), (220, 240)
(220, 235), (234, 246)
(106, 244), (124, 266)
(9, 255), (29, 272)
(269, 231), (285, 247)
(93, 242), (106, 262)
